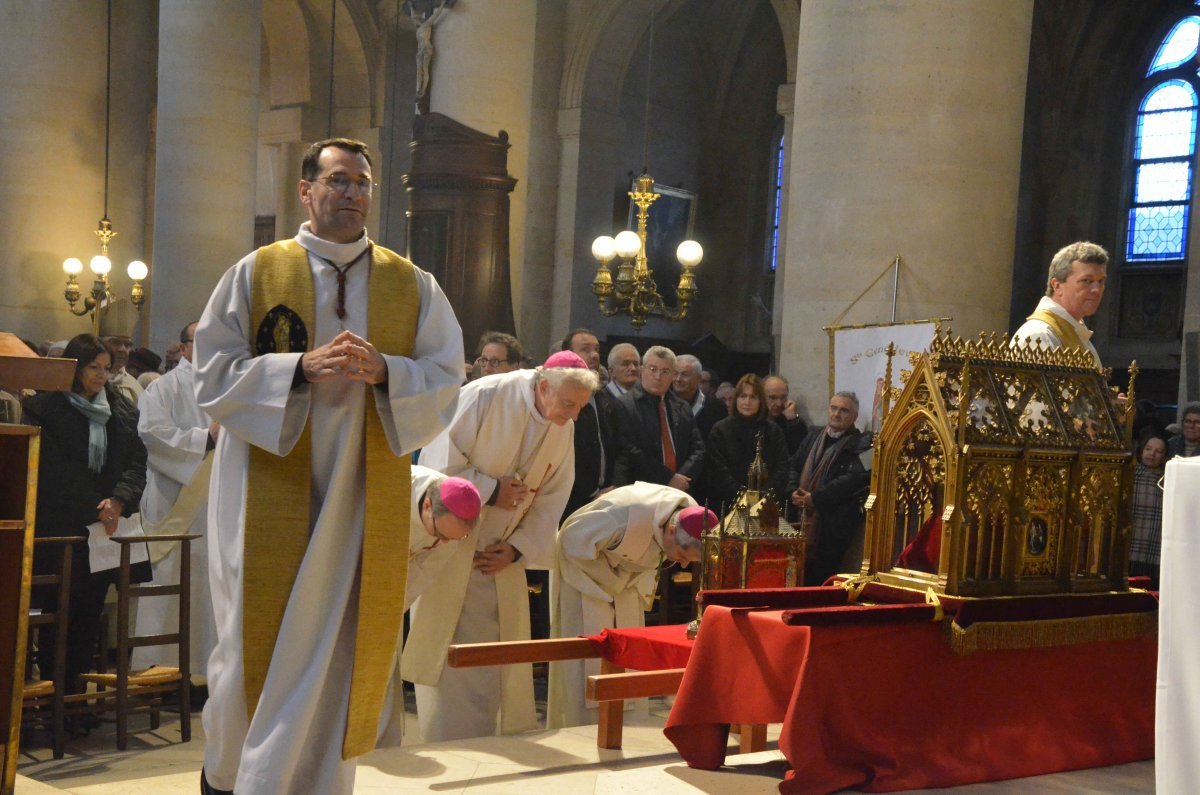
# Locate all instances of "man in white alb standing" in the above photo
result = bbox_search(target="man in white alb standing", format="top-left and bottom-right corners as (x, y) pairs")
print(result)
(194, 137), (464, 795)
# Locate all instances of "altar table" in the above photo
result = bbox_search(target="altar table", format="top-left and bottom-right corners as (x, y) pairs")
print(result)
(664, 605), (1156, 794)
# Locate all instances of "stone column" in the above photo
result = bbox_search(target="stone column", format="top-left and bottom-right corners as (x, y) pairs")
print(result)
(549, 106), (626, 346)
(148, 0), (262, 355)
(778, 0), (1034, 420)
(428, 0), (539, 345)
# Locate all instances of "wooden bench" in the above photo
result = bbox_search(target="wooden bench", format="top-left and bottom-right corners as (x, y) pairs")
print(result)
(446, 637), (764, 752)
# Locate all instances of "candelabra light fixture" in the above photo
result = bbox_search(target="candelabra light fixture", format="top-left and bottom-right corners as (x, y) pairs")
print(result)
(590, 174), (703, 328)
(61, 0), (148, 337)
(62, 222), (148, 337)
(588, 2), (703, 329)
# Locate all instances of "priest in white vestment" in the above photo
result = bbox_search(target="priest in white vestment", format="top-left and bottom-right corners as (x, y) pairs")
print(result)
(132, 321), (217, 676)
(194, 138), (464, 795)
(1011, 241), (1108, 367)
(403, 351), (599, 741)
(403, 465), (483, 610)
(376, 465), (482, 746)
(547, 489), (714, 728)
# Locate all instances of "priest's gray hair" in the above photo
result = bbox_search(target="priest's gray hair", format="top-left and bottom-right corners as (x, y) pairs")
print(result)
(643, 345), (676, 366)
(1046, 242), (1108, 296)
(426, 476), (481, 532)
(537, 365), (600, 392)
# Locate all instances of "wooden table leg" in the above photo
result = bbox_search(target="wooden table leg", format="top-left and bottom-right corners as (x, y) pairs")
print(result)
(738, 723), (767, 753)
(596, 659), (625, 749)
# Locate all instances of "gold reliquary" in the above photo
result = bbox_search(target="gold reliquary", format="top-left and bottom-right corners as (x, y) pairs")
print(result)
(698, 434), (808, 591)
(859, 329), (1136, 597)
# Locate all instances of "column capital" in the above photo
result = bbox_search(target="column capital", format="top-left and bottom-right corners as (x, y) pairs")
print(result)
(556, 106), (625, 142)
(776, 82), (796, 118)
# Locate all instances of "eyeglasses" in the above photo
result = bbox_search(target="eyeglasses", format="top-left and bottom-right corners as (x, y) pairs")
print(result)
(644, 364), (674, 377)
(310, 174), (376, 196)
(476, 356), (509, 368)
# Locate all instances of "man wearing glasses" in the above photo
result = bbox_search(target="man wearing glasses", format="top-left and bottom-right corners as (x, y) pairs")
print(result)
(474, 330), (523, 377)
(1168, 403), (1200, 459)
(194, 137), (464, 795)
(612, 345), (706, 493)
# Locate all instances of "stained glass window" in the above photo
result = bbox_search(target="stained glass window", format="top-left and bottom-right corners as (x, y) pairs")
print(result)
(1127, 69), (1198, 261)
(1148, 18), (1200, 75)
(768, 131), (785, 271)
(1128, 205), (1190, 260)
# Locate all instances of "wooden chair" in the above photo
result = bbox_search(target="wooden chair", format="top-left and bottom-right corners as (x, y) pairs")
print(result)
(21, 536), (84, 759)
(74, 534), (200, 750)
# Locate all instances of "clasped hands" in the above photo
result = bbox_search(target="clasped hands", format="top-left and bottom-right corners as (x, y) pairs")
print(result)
(791, 488), (814, 510)
(474, 541), (518, 575)
(301, 330), (387, 385)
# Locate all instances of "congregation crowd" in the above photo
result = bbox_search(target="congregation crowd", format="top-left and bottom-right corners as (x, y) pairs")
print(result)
(3, 138), (1191, 795)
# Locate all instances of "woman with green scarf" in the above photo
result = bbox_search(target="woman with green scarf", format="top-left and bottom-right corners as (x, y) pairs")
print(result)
(23, 333), (149, 700)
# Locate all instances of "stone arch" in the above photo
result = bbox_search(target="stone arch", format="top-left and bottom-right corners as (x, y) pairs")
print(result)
(551, 0), (790, 348)
(768, 0), (799, 79)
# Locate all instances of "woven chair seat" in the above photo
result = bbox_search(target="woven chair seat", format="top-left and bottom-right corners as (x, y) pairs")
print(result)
(23, 679), (54, 699)
(80, 664), (182, 688)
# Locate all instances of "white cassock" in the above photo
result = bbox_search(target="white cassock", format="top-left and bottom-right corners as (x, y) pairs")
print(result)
(194, 224), (463, 795)
(375, 464), (478, 748)
(132, 356), (216, 675)
(546, 483), (694, 728)
(403, 369), (574, 741)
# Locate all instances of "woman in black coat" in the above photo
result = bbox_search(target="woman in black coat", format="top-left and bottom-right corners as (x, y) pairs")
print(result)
(23, 333), (148, 693)
(704, 373), (791, 510)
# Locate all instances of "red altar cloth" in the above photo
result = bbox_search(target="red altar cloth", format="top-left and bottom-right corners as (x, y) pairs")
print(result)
(664, 605), (1156, 794)
(586, 624), (693, 670)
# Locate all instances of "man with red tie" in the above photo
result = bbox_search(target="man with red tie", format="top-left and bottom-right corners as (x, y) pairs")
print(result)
(612, 345), (706, 493)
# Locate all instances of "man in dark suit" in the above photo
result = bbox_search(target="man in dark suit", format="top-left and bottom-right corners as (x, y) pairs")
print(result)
(560, 328), (619, 519)
(674, 354), (727, 441)
(787, 391), (871, 585)
(613, 345), (705, 494)
(765, 375), (809, 455)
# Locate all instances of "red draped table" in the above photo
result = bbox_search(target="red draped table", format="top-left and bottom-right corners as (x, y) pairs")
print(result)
(664, 605), (1156, 794)
(586, 623), (693, 669)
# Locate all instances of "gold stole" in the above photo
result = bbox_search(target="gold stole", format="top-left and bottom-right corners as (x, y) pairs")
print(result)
(1027, 308), (1087, 352)
(245, 239), (417, 760)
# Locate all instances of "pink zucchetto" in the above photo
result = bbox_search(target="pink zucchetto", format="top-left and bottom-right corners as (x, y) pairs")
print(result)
(543, 350), (588, 369)
(439, 477), (482, 521)
(677, 506), (719, 538)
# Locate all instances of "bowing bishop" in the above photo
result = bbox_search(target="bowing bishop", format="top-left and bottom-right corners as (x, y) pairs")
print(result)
(376, 465), (482, 746)
(548, 490), (714, 728)
(403, 350), (597, 741)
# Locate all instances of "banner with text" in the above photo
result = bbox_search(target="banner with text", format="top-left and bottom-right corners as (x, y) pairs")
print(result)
(831, 322), (939, 433)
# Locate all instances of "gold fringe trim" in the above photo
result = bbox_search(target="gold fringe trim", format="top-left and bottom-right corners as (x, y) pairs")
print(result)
(947, 611), (1158, 655)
